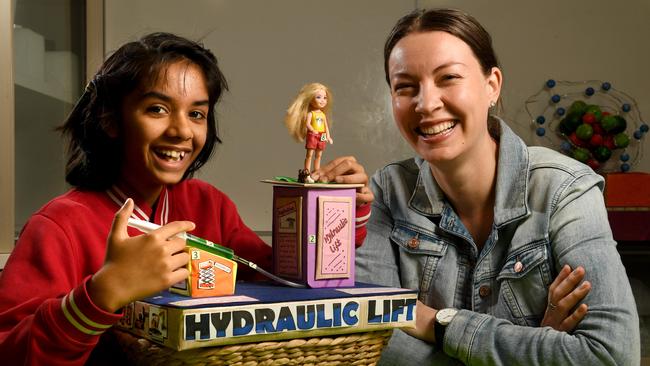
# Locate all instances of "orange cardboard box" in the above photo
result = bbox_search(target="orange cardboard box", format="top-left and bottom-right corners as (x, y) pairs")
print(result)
(604, 172), (650, 208)
(170, 247), (237, 298)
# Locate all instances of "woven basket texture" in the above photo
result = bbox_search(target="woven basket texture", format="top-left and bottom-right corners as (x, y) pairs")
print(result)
(116, 329), (392, 366)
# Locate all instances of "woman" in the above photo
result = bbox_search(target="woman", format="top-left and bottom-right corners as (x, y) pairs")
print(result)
(355, 8), (639, 365)
(0, 33), (371, 365)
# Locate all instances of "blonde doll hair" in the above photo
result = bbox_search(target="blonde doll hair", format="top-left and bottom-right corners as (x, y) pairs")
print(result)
(284, 82), (332, 142)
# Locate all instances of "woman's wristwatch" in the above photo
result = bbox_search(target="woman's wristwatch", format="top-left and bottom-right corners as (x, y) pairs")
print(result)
(434, 308), (458, 348)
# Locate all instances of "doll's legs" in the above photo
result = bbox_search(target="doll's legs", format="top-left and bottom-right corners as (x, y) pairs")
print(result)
(304, 149), (315, 172)
(313, 150), (323, 171)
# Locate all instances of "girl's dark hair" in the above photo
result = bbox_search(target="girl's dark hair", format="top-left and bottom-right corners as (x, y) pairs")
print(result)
(59, 32), (228, 190)
(383, 8), (500, 84)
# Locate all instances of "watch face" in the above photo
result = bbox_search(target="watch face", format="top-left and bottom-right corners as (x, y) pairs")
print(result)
(436, 308), (458, 325)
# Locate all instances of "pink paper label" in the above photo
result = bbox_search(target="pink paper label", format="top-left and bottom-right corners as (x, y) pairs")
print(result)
(316, 196), (352, 279)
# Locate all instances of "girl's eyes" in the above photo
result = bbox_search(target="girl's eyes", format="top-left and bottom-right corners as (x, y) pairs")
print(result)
(146, 105), (167, 114)
(189, 110), (207, 120)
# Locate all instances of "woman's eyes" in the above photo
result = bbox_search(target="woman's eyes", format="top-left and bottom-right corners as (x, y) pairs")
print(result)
(440, 74), (461, 82)
(393, 84), (416, 95)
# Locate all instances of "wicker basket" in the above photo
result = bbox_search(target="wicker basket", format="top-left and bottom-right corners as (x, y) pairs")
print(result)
(115, 329), (392, 366)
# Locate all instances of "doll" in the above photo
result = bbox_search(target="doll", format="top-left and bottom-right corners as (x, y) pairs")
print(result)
(284, 83), (333, 183)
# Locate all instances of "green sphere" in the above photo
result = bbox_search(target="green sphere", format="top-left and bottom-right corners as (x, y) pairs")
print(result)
(613, 133), (630, 148)
(572, 148), (590, 163)
(611, 116), (627, 134)
(593, 146), (612, 162)
(568, 100), (588, 116)
(561, 112), (583, 133)
(601, 115), (618, 133)
(576, 124), (594, 140)
(585, 105), (603, 122)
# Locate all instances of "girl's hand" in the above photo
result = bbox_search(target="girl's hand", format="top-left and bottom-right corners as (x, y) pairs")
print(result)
(541, 264), (591, 332)
(328, 136), (334, 144)
(311, 156), (374, 206)
(88, 198), (192, 312)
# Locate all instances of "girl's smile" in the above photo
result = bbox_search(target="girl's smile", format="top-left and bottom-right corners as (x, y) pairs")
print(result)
(118, 61), (210, 204)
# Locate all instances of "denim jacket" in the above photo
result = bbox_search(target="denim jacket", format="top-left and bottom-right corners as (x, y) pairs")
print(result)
(356, 118), (640, 365)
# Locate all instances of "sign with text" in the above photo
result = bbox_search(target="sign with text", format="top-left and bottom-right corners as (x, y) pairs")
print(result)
(316, 196), (353, 280)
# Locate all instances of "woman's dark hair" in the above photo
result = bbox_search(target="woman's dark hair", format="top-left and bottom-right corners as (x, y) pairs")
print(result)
(59, 32), (228, 190)
(383, 8), (500, 84)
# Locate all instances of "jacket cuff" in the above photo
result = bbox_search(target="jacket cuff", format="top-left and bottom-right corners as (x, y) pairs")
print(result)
(443, 309), (489, 362)
(57, 276), (123, 341)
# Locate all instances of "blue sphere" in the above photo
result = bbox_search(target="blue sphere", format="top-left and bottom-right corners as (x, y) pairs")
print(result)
(560, 141), (572, 152)
(640, 124), (649, 133)
(634, 130), (643, 139)
(585, 87), (595, 96)
(622, 103), (631, 112)
(556, 107), (566, 116)
(536, 115), (546, 124)
(620, 153), (630, 162)
(536, 127), (546, 136)
(551, 94), (561, 103)
(546, 79), (556, 88)
(601, 82), (611, 91)
(620, 163), (630, 172)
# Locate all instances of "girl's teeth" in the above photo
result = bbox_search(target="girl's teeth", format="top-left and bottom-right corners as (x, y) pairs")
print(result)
(158, 150), (185, 161)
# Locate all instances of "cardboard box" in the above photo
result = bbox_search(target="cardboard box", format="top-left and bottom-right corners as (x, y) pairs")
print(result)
(264, 181), (364, 288)
(170, 248), (237, 298)
(117, 282), (417, 351)
(604, 173), (650, 208)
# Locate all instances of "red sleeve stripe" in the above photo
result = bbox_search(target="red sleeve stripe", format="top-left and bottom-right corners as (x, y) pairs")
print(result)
(61, 290), (112, 335)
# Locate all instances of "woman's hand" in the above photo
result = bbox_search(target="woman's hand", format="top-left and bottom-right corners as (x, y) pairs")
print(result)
(402, 300), (437, 343)
(88, 199), (192, 312)
(311, 156), (374, 206)
(541, 264), (591, 332)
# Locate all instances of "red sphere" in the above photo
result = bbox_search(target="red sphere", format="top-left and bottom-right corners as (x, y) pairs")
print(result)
(569, 132), (588, 148)
(592, 123), (604, 135)
(586, 159), (600, 170)
(589, 134), (604, 147)
(582, 113), (596, 124)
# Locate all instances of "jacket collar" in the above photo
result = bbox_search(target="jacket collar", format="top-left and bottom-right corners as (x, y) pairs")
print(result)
(408, 117), (530, 227)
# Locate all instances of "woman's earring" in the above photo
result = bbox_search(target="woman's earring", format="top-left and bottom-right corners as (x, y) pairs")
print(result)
(489, 101), (496, 108)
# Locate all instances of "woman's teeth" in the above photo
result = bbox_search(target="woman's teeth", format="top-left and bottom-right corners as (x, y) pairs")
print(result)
(157, 149), (185, 162)
(419, 121), (456, 135)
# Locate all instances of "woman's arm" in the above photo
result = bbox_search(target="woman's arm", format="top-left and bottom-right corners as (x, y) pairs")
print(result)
(441, 174), (639, 365)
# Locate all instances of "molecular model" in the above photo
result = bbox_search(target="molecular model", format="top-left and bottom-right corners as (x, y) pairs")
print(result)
(525, 80), (648, 172)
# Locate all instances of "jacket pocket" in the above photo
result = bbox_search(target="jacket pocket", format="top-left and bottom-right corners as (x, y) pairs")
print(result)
(496, 241), (552, 326)
(390, 221), (448, 296)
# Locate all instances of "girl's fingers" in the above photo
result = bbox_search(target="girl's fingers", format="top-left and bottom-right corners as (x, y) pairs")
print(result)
(151, 221), (196, 241)
(109, 198), (134, 243)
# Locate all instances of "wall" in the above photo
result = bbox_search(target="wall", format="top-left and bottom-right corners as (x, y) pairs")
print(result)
(105, 0), (650, 231)
(105, 0), (415, 231)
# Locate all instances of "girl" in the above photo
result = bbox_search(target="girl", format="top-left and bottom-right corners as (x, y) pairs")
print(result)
(0, 33), (371, 365)
(284, 82), (334, 182)
(356, 9), (639, 365)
